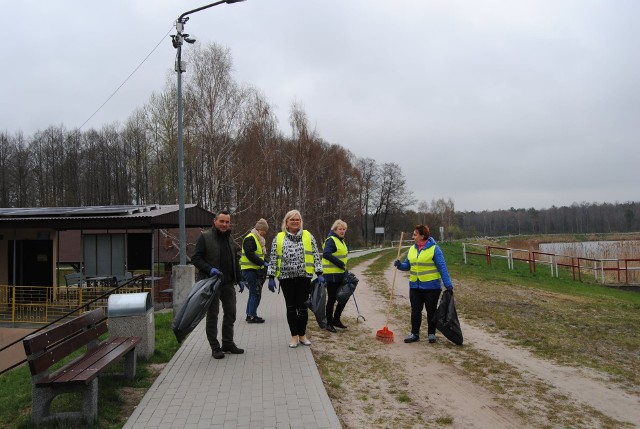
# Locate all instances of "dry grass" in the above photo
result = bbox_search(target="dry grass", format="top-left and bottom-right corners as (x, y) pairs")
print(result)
(310, 242), (640, 428)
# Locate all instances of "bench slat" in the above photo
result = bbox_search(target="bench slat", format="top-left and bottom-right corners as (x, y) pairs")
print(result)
(28, 322), (108, 375)
(36, 337), (141, 386)
(69, 338), (141, 384)
(23, 309), (104, 355)
(53, 337), (138, 384)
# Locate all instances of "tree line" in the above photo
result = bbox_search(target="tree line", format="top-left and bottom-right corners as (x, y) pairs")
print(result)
(1, 43), (638, 245)
(0, 43), (414, 247)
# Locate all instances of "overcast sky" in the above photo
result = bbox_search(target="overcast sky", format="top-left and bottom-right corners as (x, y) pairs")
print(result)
(2, 0), (639, 212)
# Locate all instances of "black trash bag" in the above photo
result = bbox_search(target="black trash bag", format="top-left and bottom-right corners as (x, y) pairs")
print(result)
(336, 271), (359, 305)
(436, 289), (463, 345)
(256, 266), (267, 296)
(172, 275), (222, 343)
(305, 278), (327, 329)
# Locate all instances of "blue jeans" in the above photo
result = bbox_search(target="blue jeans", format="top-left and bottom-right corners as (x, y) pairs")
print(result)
(242, 270), (262, 317)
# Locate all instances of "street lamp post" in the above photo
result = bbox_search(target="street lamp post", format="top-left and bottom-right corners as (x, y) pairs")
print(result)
(171, 0), (246, 265)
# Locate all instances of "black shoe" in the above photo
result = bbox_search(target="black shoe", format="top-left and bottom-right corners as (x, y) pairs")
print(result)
(212, 348), (225, 359)
(404, 333), (419, 343)
(326, 325), (337, 333)
(221, 344), (245, 354)
(247, 316), (265, 324)
(333, 321), (348, 329)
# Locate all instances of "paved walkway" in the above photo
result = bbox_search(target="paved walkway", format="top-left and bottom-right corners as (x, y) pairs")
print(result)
(124, 286), (341, 429)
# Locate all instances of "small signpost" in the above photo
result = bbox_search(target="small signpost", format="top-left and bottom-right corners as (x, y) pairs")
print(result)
(375, 227), (385, 247)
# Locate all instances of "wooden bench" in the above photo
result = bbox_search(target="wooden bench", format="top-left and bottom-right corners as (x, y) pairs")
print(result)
(22, 308), (141, 425)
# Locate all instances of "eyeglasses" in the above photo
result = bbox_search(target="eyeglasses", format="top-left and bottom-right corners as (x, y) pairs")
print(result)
(288, 218), (301, 222)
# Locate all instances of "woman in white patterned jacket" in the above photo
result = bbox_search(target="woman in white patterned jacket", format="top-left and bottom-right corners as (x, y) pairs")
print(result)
(267, 209), (323, 348)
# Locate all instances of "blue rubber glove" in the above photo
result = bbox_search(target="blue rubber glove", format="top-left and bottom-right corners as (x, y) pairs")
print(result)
(238, 281), (246, 293)
(209, 267), (222, 277)
(393, 260), (401, 267)
(268, 278), (276, 293)
(317, 275), (325, 284)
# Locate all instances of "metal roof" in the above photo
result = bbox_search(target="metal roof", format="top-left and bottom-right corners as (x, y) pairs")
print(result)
(0, 204), (214, 229)
(0, 205), (160, 217)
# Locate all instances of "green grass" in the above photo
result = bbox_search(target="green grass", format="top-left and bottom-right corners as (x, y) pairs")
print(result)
(7, 239), (638, 427)
(441, 241), (640, 388)
(346, 241), (639, 427)
(0, 311), (178, 429)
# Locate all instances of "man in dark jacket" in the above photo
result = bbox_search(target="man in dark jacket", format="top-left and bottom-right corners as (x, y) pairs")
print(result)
(192, 210), (246, 359)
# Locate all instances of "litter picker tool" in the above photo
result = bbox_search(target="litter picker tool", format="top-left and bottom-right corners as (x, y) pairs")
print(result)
(376, 232), (404, 343)
(351, 292), (366, 322)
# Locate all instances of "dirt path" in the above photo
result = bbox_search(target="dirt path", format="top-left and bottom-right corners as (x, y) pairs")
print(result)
(460, 321), (640, 425)
(316, 259), (640, 428)
(344, 264), (527, 428)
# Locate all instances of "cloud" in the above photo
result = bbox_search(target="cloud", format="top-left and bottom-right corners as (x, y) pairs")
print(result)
(2, 0), (639, 212)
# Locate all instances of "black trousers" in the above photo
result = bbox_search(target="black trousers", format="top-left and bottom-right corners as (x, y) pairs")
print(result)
(409, 288), (442, 336)
(206, 282), (237, 349)
(325, 280), (346, 324)
(280, 277), (311, 336)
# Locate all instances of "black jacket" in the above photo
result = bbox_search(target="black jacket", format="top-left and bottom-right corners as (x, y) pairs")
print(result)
(191, 228), (241, 284)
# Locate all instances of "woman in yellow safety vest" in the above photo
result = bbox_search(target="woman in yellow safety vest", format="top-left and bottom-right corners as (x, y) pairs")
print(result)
(322, 219), (349, 333)
(239, 218), (270, 324)
(267, 210), (323, 348)
(394, 224), (453, 344)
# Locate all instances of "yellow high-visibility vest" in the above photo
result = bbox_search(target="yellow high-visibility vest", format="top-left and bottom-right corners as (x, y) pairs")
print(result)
(322, 236), (348, 274)
(275, 230), (314, 277)
(239, 232), (264, 270)
(408, 245), (441, 282)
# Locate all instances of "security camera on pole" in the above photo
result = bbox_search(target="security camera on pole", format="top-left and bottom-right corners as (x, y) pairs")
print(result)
(170, 0), (247, 317)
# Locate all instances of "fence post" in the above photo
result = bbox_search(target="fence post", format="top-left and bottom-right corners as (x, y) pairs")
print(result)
(625, 259), (628, 284)
(577, 258), (582, 282)
(463, 243), (467, 264)
(617, 260), (621, 283)
(11, 286), (16, 323)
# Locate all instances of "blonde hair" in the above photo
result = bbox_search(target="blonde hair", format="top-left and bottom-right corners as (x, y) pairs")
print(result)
(331, 219), (347, 231)
(281, 209), (303, 231)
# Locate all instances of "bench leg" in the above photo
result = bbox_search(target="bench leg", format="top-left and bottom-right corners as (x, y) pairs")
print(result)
(124, 347), (137, 379)
(31, 380), (98, 425)
(31, 382), (53, 425)
(82, 379), (99, 423)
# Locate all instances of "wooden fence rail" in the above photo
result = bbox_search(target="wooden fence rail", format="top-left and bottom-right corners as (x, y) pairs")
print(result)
(463, 243), (640, 285)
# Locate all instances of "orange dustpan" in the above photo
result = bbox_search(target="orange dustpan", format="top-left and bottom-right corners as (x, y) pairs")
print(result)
(376, 232), (404, 344)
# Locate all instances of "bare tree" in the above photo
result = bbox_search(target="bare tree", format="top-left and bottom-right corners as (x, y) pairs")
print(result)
(123, 108), (152, 205)
(145, 86), (178, 205)
(184, 42), (244, 210)
(0, 131), (14, 206)
(232, 88), (282, 230)
(370, 162), (413, 242)
(354, 157), (379, 246)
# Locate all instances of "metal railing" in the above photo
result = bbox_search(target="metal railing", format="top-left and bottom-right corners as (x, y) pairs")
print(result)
(0, 275), (152, 375)
(0, 284), (151, 325)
